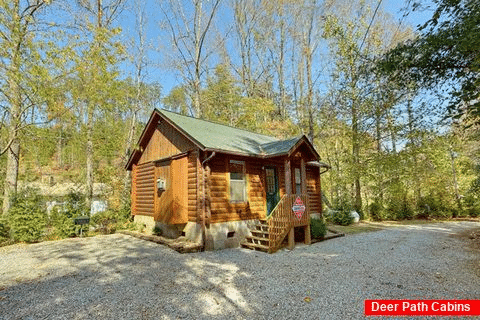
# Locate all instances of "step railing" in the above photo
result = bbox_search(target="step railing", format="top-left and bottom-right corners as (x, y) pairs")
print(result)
(266, 194), (309, 253)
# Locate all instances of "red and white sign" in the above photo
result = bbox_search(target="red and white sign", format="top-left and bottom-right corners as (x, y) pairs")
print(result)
(365, 300), (480, 317)
(292, 196), (306, 219)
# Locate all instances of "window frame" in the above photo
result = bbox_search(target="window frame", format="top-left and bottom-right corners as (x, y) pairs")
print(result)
(294, 167), (301, 195)
(229, 160), (247, 203)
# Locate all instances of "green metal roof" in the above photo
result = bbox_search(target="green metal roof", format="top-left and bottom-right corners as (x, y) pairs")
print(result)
(160, 109), (302, 156)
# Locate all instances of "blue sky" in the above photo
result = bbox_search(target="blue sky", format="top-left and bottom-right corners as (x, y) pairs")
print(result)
(115, 0), (435, 100)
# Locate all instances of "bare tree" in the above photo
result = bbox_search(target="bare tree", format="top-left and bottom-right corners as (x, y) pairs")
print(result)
(160, 0), (221, 118)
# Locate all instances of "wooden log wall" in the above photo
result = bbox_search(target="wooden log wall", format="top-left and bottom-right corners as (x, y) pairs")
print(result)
(187, 151), (199, 223)
(207, 155), (267, 223)
(139, 121), (194, 165)
(131, 162), (155, 215)
(306, 167), (321, 213)
(155, 157), (189, 224)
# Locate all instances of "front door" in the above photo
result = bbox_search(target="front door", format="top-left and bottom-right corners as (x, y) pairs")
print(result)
(265, 167), (279, 215)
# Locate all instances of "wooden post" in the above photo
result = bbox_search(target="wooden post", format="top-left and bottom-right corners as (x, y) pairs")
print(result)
(285, 158), (294, 250)
(205, 163), (211, 226)
(318, 167), (323, 218)
(301, 158), (310, 245)
(288, 227), (295, 249)
(300, 158), (307, 195)
(305, 223), (311, 245)
(285, 158), (292, 195)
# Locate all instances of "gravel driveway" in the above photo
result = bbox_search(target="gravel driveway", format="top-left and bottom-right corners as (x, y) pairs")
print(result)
(0, 221), (479, 320)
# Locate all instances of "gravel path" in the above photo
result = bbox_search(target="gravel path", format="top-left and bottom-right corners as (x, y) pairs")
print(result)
(0, 221), (479, 320)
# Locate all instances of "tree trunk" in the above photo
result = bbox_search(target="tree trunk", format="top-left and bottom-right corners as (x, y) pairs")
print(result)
(375, 105), (384, 202)
(407, 99), (421, 204)
(3, 141), (20, 214)
(278, 15), (286, 117)
(193, 0), (202, 118)
(85, 105), (94, 213)
(352, 103), (362, 212)
(122, 111), (137, 199)
(2, 0), (21, 214)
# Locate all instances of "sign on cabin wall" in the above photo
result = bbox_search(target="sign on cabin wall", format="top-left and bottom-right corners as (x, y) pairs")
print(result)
(292, 196), (306, 219)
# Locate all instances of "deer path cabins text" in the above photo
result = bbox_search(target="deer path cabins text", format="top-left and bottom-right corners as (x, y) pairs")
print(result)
(126, 109), (330, 251)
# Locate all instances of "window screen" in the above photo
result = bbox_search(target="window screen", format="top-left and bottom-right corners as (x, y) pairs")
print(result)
(230, 160), (246, 202)
(295, 168), (301, 195)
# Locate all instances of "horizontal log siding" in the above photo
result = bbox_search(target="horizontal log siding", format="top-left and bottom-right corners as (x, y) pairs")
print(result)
(247, 161), (266, 218)
(131, 162), (155, 216)
(138, 119), (194, 164)
(306, 167), (321, 213)
(187, 151), (198, 223)
(207, 155), (266, 223)
(154, 157), (189, 224)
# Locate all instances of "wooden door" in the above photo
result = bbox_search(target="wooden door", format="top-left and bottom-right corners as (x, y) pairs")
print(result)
(265, 167), (279, 215)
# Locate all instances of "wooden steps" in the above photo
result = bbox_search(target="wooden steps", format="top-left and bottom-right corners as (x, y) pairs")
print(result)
(241, 220), (271, 253)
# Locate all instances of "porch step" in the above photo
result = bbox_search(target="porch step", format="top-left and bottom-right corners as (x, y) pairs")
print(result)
(250, 229), (269, 238)
(244, 235), (270, 245)
(254, 223), (269, 232)
(241, 219), (272, 253)
(241, 241), (269, 253)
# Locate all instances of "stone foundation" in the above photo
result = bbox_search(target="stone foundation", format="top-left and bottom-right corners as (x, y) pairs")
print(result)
(183, 220), (257, 250)
(133, 215), (187, 238)
(133, 215), (155, 234)
(134, 215), (257, 251)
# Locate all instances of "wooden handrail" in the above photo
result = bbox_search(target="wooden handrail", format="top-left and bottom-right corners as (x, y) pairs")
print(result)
(266, 194), (286, 221)
(267, 194), (309, 253)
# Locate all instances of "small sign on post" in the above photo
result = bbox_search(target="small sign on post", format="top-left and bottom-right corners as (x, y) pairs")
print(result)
(74, 216), (90, 237)
(292, 196), (306, 219)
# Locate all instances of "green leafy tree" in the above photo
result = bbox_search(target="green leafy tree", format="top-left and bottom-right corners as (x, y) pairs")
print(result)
(0, 0), (67, 214)
(379, 0), (480, 121)
(71, 0), (126, 210)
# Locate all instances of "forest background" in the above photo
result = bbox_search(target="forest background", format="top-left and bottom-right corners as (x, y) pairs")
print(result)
(1, 0), (479, 235)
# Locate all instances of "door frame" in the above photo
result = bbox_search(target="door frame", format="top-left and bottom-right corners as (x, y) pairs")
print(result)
(265, 166), (279, 216)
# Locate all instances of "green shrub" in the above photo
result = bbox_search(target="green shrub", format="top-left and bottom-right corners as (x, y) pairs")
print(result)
(8, 189), (47, 242)
(396, 200), (414, 220)
(152, 226), (162, 236)
(117, 199), (132, 222)
(310, 217), (327, 238)
(369, 201), (385, 221)
(48, 206), (77, 238)
(417, 194), (452, 219)
(91, 210), (120, 234)
(91, 201), (133, 235)
(0, 216), (10, 242)
(48, 191), (88, 238)
(331, 200), (354, 226)
(463, 194), (480, 217)
(63, 191), (88, 218)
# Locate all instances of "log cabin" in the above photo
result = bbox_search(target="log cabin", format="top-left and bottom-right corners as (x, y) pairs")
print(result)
(125, 109), (330, 252)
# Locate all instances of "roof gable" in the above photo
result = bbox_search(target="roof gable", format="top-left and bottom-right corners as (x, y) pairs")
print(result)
(126, 109), (321, 169)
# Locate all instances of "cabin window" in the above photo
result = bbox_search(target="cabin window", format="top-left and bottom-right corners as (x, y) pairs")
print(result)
(295, 168), (301, 194)
(229, 160), (246, 202)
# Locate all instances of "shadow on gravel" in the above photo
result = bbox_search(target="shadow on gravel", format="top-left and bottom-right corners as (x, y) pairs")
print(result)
(0, 234), (263, 319)
(1, 223), (479, 319)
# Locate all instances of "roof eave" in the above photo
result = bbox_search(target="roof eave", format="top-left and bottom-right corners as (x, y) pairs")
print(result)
(156, 109), (206, 151)
(125, 110), (161, 170)
(286, 135), (320, 160)
(126, 109), (209, 171)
